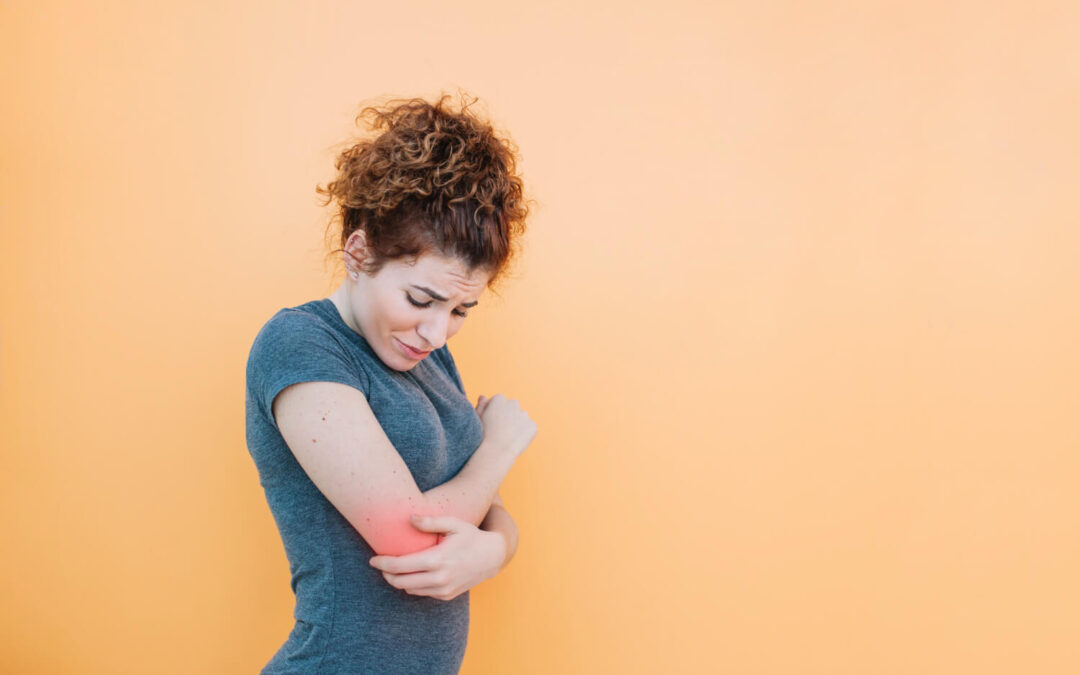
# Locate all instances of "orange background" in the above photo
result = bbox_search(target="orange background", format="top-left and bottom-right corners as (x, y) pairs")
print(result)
(3, 1), (1079, 673)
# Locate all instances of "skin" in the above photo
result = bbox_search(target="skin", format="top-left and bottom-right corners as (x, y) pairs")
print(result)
(328, 230), (520, 600)
(328, 231), (488, 369)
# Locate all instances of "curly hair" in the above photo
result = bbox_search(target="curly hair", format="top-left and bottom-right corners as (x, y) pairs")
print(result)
(317, 92), (532, 293)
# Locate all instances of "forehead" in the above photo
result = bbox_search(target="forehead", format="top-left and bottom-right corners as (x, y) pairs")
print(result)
(391, 253), (490, 292)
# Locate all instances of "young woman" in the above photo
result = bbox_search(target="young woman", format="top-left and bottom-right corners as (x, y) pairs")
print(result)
(244, 94), (538, 674)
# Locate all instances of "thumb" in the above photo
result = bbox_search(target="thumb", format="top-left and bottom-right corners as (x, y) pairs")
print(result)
(410, 514), (461, 534)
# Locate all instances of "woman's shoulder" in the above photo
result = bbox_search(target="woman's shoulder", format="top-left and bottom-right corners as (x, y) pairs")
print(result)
(251, 302), (333, 346)
(255, 298), (366, 344)
(246, 300), (362, 376)
(246, 300), (373, 409)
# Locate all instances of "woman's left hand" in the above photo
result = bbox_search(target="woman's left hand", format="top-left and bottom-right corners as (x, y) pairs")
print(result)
(368, 514), (507, 601)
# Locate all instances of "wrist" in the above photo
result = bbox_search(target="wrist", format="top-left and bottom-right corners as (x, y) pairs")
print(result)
(466, 440), (516, 485)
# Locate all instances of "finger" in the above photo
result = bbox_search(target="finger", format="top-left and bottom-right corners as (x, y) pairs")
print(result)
(400, 580), (457, 600)
(410, 514), (463, 534)
(383, 570), (448, 591)
(406, 586), (457, 601)
(369, 551), (441, 574)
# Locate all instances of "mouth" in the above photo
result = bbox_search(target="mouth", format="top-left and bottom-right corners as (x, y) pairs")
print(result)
(395, 337), (431, 358)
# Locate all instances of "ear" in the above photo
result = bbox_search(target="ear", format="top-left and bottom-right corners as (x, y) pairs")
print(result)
(345, 230), (370, 278)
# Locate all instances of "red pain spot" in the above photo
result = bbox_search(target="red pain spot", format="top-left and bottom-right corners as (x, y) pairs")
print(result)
(312, 439), (317, 443)
(322, 417), (326, 421)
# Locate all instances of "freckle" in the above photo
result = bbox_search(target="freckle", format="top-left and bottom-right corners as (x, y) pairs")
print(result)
(312, 439), (317, 443)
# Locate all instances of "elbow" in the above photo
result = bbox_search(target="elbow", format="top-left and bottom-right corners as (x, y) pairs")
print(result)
(370, 526), (438, 557)
(357, 504), (440, 556)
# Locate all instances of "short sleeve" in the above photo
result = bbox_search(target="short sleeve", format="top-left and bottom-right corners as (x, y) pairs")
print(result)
(246, 310), (371, 429)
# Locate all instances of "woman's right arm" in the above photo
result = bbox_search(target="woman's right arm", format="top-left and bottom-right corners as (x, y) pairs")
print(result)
(271, 380), (534, 557)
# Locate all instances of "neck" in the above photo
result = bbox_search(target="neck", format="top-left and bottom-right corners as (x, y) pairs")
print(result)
(329, 282), (363, 336)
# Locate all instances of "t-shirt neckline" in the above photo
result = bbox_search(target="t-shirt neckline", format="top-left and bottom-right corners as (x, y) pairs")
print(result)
(314, 297), (437, 378)
(316, 298), (373, 349)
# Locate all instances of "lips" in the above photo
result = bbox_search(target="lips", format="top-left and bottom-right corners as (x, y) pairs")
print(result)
(396, 338), (431, 358)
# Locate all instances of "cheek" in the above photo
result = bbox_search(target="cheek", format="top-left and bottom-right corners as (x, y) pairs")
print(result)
(377, 298), (418, 331)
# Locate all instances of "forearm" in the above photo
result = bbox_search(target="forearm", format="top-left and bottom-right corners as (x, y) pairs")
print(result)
(419, 439), (516, 527)
(479, 499), (518, 569)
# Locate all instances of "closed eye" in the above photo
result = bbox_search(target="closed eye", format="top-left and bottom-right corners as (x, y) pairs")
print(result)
(406, 293), (469, 317)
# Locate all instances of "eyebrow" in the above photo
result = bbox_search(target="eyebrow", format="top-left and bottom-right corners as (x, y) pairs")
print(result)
(411, 285), (479, 308)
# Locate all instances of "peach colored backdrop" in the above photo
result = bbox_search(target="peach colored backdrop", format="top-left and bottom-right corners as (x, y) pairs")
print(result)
(2, 1), (1078, 673)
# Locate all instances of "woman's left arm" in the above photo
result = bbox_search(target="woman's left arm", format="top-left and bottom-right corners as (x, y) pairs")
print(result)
(479, 491), (518, 570)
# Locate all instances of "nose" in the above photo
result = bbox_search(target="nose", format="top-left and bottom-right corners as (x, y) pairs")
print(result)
(416, 313), (449, 351)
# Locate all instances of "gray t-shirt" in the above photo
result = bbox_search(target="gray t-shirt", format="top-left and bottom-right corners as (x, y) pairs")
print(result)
(245, 297), (484, 674)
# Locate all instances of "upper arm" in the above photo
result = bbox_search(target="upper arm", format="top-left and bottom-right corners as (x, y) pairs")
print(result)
(271, 380), (439, 556)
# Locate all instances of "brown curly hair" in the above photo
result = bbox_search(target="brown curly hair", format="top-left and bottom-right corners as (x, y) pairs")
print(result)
(317, 92), (532, 293)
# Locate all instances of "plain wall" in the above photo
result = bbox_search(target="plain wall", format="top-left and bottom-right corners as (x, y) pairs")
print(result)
(2, 1), (1078, 673)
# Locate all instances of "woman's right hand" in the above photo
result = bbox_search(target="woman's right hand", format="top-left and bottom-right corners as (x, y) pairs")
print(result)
(475, 394), (537, 458)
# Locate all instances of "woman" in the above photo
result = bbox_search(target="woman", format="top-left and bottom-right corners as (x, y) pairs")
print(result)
(244, 94), (538, 674)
